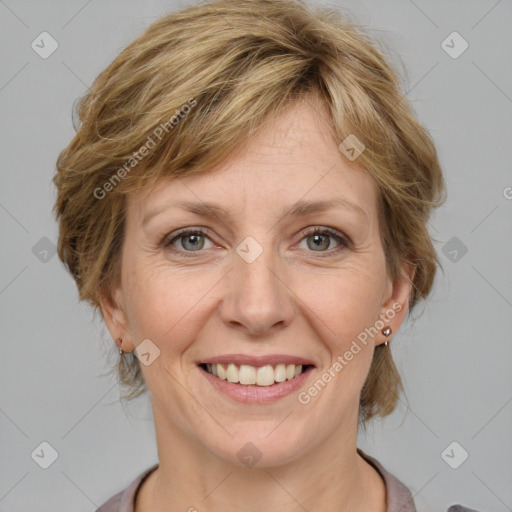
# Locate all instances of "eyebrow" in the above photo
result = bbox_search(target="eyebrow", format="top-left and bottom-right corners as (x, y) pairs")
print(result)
(141, 197), (367, 226)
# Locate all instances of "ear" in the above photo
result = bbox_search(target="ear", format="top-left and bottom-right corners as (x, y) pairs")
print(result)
(374, 262), (416, 347)
(99, 288), (135, 353)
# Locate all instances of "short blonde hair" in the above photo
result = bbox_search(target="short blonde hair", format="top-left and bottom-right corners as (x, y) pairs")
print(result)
(53, 0), (445, 424)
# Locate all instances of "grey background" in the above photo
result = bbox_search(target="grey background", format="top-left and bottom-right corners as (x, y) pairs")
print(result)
(1, 0), (511, 511)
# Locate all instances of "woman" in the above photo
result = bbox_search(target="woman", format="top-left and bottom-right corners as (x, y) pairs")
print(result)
(52, 0), (479, 510)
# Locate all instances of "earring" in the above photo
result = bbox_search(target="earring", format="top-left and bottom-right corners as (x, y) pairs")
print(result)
(117, 338), (124, 355)
(382, 327), (392, 347)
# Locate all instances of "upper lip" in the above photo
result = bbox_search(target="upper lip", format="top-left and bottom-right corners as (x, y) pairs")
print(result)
(198, 354), (315, 367)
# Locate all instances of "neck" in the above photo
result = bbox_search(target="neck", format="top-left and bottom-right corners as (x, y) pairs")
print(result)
(136, 402), (386, 512)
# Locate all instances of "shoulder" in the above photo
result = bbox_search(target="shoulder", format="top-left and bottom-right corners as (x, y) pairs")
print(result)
(357, 448), (482, 512)
(95, 464), (159, 512)
(95, 491), (122, 512)
(357, 448), (417, 512)
(447, 506), (482, 512)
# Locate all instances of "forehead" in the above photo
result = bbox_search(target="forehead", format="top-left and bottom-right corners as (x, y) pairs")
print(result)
(127, 98), (378, 224)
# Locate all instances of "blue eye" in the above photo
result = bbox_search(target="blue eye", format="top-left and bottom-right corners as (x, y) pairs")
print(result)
(299, 227), (348, 254)
(165, 229), (214, 255)
(163, 227), (349, 258)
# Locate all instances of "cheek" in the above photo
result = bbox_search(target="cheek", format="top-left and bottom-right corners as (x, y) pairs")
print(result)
(296, 262), (386, 400)
(123, 262), (215, 352)
(309, 264), (386, 341)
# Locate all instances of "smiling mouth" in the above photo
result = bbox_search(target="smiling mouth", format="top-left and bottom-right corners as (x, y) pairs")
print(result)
(199, 363), (314, 387)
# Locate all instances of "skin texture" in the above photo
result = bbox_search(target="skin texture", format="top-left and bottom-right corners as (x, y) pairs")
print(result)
(101, 96), (413, 512)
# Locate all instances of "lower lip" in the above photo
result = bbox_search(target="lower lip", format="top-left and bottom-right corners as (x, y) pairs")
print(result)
(198, 366), (315, 404)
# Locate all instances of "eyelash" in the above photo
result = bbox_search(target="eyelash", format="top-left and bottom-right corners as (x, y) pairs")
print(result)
(162, 227), (350, 259)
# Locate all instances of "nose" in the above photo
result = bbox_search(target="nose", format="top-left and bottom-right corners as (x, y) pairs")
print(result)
(219, 236), (294, 337)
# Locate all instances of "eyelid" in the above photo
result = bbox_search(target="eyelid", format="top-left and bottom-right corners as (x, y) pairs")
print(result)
(297, 226), (351, 249)
(163, 225), (351, 257)
(162, 226), (218, 248)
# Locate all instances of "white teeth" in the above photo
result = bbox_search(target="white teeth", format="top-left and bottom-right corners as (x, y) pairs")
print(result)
(239, 364), (256, 385)
(274, 363), (287, 383)
(217, 363), (226, 380)
(256, 365), (275, 386)
(226, 363), (239, 383)
(204, 363), (305, 386)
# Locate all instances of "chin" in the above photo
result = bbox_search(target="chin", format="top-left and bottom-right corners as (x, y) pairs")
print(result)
(200, 422), (313, 469)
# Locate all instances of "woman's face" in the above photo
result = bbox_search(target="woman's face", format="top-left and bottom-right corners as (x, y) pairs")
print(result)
(103, 98), (412, 468)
